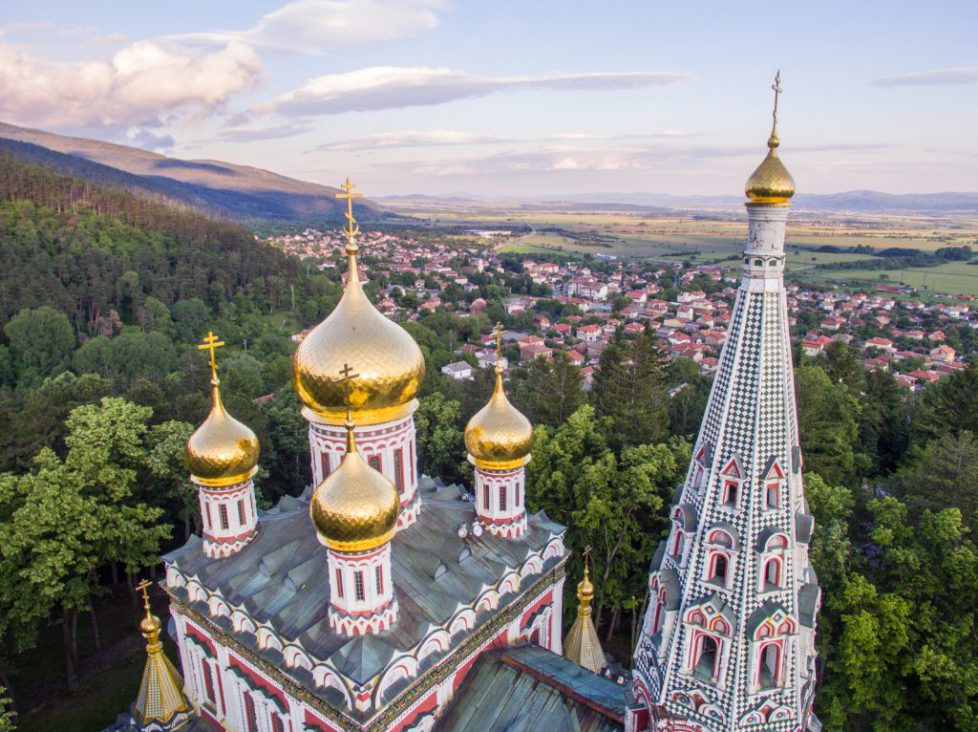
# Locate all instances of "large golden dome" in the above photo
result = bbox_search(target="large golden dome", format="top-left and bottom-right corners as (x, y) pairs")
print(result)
(186, 381), (260, 487)
(310, 421), (401, 552)
(292, 242), (425, 425)
(745, 131), (795, 204)
(465, 368), (533, 470)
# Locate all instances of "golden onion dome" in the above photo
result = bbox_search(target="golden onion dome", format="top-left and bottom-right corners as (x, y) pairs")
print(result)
(292, 242), (425, 425)
(186, 380), (259, 487)
(745, 131), (795, 204)
(310, 420), (401, 552)
(465, 368), (533, 470)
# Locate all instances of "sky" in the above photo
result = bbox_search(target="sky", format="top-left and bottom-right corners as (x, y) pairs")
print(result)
(0, 0), (977, 198)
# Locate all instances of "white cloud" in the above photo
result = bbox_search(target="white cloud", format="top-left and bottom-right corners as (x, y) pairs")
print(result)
(262, 66), (693, 116)
(177, 0), (444, 53)
(873, 66), (978, 87)
(0, 38), (262, 129)
(316, 128), (693, 151)
(219, 124), (311, 142)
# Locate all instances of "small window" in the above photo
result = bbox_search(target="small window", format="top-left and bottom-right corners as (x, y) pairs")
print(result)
(201, 660), (216, 703)
(765, 483), (779, 509)
(693, 635), (719, 682)
(723, 480), (739, 506)
(483, 484), (490, 510)
(759, 643), (781, 689)
(335, 568), (344, 599)
(710, 554), (729, 584)
(515, 481), (521, 510)
(237, 499), (246, 526)
(271, 715), (286, 732)
(354, 571), (365, 601)
(243, 692), (258, 732)
(368, 455), (382, 472)
(321, 452), (331, 479)
(205, 503), (212, 530)
(764, 559), (781, 589)
(375, 564), (384, 595)
(673, 531), (685, 558)
(394, 448), (405, 493)
(499, 484), (507, 511)
(219, 504), (229, 531)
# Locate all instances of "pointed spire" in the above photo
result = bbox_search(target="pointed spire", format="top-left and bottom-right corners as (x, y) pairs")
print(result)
(132, 580), (190, 729)
(563, 548), (606, 673)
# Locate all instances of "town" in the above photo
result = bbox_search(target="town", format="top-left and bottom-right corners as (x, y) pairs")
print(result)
(272, 227), (973, 391)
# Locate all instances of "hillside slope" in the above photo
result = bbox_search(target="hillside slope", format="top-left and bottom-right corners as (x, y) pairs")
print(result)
(0, 122), (382, 223)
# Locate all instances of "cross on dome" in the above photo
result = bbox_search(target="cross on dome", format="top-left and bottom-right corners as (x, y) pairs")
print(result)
(197, 330), (225, 384)
(335, 177), (362, 250)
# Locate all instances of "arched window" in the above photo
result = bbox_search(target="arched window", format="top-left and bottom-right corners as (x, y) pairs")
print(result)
(693, 635), (719, 682)
(498, 484), (507, 511)
(764, 558), (781, 590)
(652, 599), (664, 635)
(710, 553), (729, 585)
(672, 530), (685, 558)
(758, 642), (781, 689)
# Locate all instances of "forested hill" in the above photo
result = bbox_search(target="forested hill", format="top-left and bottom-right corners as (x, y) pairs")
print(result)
(0, 121), (386, 223)
(0, 154), (302, 329)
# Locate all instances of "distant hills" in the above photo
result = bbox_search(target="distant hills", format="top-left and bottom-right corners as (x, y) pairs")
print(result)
(1, 121), (974, 222)
(379, 190), (978, 215)
(0, 122), (384, 223)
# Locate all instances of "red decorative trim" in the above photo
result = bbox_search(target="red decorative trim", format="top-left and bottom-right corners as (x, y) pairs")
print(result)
(230, 655), (289, 709)
(518, 590), (553, 630)
(184, 620), (217, 656)
(204, 527), (256, 544)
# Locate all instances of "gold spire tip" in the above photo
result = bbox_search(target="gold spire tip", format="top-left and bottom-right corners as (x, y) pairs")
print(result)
(336, 176), (363, 253)
(769, 70), (783, 148)
(494, 322), (504, 374)
(136, 578), (153, 618)
(197, 330), (225, 384)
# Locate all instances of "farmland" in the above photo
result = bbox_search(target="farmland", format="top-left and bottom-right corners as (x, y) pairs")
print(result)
(408, 207), (978, 295)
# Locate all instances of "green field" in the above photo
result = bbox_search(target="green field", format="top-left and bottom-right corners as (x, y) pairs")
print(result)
(411, 208), (978, 296)
(797, 261), (978, 297)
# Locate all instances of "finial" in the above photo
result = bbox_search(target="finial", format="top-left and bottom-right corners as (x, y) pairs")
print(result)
(338, 362), (360, 449)
(582, 545), (592, 580)
(137, 578), (153, 619)
(198, 330), (225, 385)
(769, 70), (783, 149)
(335, 177), (363, 254)
(494, 322), (504, 374)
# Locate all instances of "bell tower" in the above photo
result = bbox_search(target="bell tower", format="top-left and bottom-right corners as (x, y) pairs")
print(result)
(630, 74), (821, 732)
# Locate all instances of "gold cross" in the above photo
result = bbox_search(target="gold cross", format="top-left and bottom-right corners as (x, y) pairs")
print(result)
(771, 70), (783, 133)
(197, 330), (225, 382)
(136, 578), (153, 616)
(335, 176), (362, 242)
(494, 322), (504, 361)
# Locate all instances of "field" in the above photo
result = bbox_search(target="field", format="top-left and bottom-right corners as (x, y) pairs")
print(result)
(410, 208), (978, 296)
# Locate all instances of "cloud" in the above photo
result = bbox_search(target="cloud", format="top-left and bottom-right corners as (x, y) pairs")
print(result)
(316, 128), (693, 151)
(0, 38), (262, 129)
(176, 0), (444, 53)
(262, 66), (693, 116)
(873, 66), (978, 87)
(219, 124), (311, 142)
(127, 128), (175, 151)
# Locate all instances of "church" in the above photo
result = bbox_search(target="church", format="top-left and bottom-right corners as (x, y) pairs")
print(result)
(118, 78), (821, 732)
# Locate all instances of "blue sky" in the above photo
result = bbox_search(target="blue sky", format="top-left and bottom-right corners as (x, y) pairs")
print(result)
(1, 1), (976, 196)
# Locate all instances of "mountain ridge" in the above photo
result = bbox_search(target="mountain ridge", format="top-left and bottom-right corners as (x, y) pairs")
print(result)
(0, 121), (384, 223)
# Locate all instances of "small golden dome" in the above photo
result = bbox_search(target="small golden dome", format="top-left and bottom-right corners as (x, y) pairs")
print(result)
(465, 369), (533, 470)
(292, 244), (425, 425)
(310, 421), (401, 552)
(186, 381), (259, 487)
(745, 132), (795, 204)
